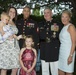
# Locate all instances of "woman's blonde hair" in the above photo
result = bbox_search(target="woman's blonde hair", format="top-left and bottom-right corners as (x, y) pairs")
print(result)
(62, 10), (72, 18)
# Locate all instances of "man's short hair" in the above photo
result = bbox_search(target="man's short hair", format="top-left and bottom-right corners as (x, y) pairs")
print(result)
(23, 5), (30, 10)
(44, 7), (52, 11)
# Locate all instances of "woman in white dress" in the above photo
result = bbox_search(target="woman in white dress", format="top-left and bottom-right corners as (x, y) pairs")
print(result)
(58, 10), (76, 75)
(0, 7), (20, 75)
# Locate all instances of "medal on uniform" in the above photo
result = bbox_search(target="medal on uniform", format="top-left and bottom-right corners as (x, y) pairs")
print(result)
(51, 23), (59, 31)
(46, 37), (51, 43)
(52, 31), (56, 38)
(51, 23), (59, 38)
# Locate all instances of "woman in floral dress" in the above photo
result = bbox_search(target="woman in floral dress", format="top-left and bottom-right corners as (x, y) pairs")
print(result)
(0, 7), (20, 75)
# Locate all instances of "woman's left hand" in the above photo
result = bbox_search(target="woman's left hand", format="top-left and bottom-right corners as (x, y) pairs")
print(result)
(67, 55), (73, 65)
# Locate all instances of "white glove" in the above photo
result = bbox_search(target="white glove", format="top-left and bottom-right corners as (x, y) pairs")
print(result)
(17, 35), (22, 40)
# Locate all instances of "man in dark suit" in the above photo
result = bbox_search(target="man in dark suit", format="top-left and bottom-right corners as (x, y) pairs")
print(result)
(39, 7), (62, 75)
(16, 6), (39, 49)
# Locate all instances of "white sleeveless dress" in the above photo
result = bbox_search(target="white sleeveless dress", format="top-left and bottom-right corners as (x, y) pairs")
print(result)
(58, 24), (75, 73)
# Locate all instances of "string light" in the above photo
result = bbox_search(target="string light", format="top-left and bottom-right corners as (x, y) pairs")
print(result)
(46, 0), (49, 1)
(26, 0), (30, 3)
(55, 0), (57, 2)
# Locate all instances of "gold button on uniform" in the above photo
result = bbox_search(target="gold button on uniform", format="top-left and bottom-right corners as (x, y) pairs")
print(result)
(23, 26), (25, 27)
(23, 29), (25, 30)
(23, 32), (25, 33)
(46, 32), (48, 34)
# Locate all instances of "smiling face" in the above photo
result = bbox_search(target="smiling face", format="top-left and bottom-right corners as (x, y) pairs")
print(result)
(61, 10), (72, 25)
(8, 8), (16, 20)
(44, 9), (52, 21)
(23, 7), (31, 19)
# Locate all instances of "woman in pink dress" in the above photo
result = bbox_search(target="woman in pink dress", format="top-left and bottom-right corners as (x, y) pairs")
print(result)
(19, 35), (37, 75)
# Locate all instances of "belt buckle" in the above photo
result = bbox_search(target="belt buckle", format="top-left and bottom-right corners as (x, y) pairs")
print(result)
(46, 37), (51, 43)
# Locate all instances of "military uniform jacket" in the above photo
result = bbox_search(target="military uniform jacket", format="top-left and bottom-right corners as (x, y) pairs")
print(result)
(39, 20), (62, 62)
(16, 18), (39, 49)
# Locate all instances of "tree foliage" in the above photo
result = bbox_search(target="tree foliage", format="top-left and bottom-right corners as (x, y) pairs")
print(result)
(0, 0), (76, 25)
(0, 0), (76, 11)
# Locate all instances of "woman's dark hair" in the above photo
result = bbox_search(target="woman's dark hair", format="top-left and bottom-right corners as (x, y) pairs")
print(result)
(7, 7), (17, 22)
(22, 35), (34, 48)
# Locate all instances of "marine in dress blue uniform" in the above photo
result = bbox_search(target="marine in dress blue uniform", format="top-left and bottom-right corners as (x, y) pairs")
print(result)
(38, 7), (63, 75)
(16, 18), (39, 49)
